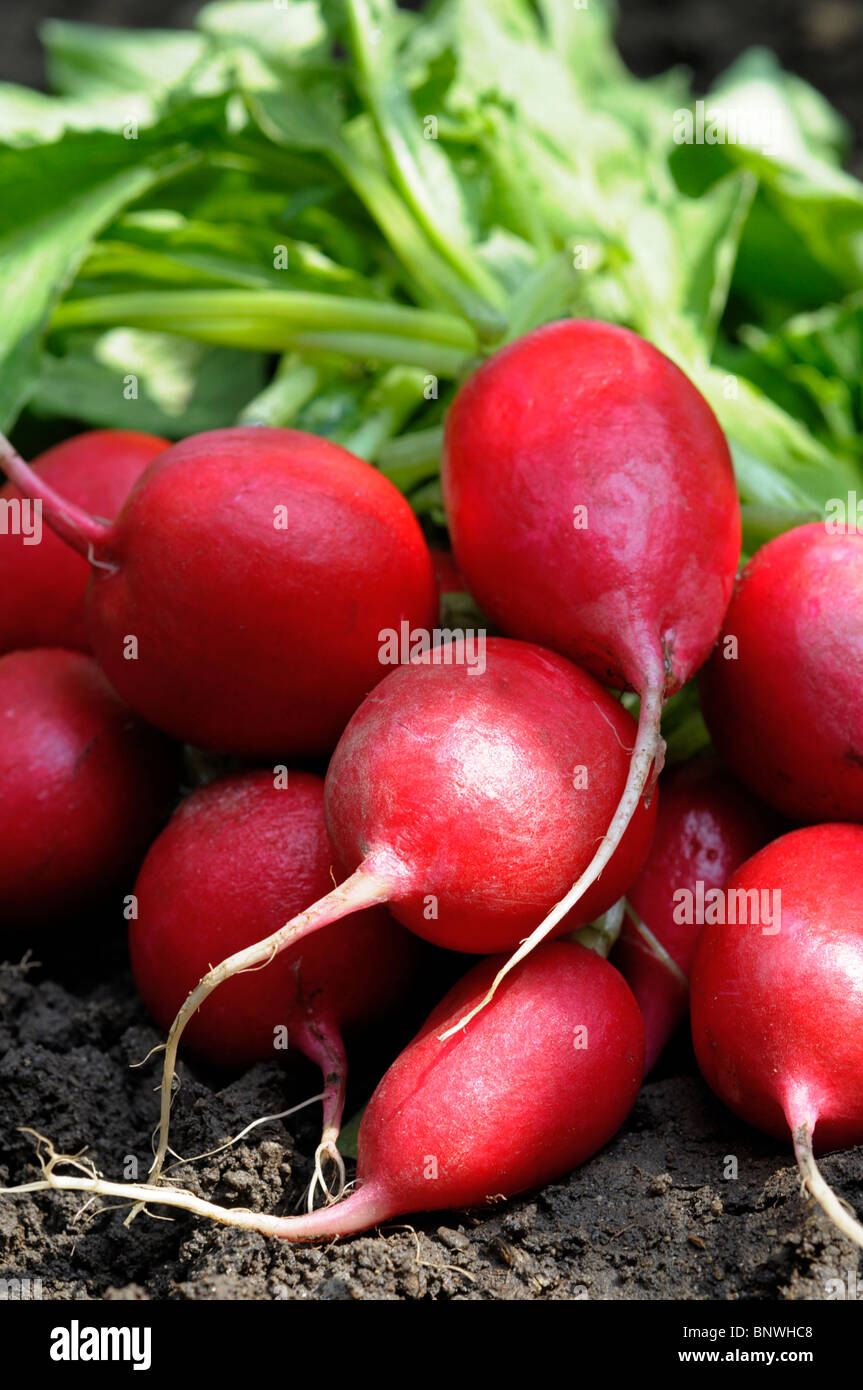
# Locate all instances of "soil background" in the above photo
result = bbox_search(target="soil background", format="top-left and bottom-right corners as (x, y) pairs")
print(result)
(2, 0), (863, 1301)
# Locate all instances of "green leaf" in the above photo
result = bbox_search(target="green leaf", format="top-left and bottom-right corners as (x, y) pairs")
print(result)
(0, 107), (215, 429)
(344, 0), (505, 310)
(237, 354), (323, 426)
(79, 211), (373, 296)
(536, 0), (626, 91)
(697, 363), (859, 512)
(41, 19), (208, 98)
(739, 293), (863, 455)
(196, 0), (330, 68)
(0, 83), (158, 145)
(248, 86), (504, 332)
(30, 329), (266, 436)
(702, 50), (863, 291)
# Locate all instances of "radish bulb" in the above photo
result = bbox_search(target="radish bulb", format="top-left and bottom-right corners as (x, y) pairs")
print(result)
(441, 319), (740, 1026)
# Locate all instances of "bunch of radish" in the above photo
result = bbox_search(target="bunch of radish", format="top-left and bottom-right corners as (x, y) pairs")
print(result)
(2, 319), (863, 1255)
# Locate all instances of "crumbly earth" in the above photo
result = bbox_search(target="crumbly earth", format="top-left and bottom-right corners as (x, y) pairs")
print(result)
(1, 943), (861, 1301)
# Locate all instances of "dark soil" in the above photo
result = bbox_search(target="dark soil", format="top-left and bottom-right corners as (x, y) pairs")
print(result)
(1, 945), (862, 1301)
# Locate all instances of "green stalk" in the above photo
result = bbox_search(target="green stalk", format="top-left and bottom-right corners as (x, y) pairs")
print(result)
(339, 367), (427, 461)
(237, 358), (322, 427)
(246, 93), (505, 338)
(345, 0), (507, 315)
(51, 291), (478, 375)
(330, 143), (506, 339)
(377, 425), (443, 490)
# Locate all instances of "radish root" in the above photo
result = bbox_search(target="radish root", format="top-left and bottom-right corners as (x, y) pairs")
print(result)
(146, 867), (392, 1191)
(440, 685), (665, 1038)
(1, 1129), (291, 1235)
(2, 1129), (383, 1242)
(792, 1123), (863, 1249)
(308, 1140), (346, 1213)
(291, 1010), (349, 1211)
(125, 1092), (326, 1227)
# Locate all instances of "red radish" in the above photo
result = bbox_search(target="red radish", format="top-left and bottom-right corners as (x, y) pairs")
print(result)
(148, 637), (656, 1166)
(441, 319), (740, 1023)
(700, 523), (863, 823)
(0, 427), (438, 757)
(0, 430), (169, 657)
(691, 823), (863, 1247)
(0, 649), (178, 925)
(129, 768), (420, 1192)
(612, 757), (780, 1073)
(429, 545), (467, 596)
(7, 942), (643, 1239)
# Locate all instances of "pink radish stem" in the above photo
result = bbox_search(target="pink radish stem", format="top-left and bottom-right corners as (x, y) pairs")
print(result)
(0, 432), (113, 559)
(292, 1012), (349, 1208)
(439, 684), (665, 1038)
(147, 864), (396, 1186)
(293, 1013), (348, 1157)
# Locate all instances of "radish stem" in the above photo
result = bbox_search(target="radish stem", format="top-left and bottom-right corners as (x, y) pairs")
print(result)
(0, 433), (113, 561)
(292, 1013), (348, 1210)
(147, 864), (396, 1190)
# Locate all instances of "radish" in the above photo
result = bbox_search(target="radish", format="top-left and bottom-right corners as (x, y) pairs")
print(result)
(441, 319), (740, 1023)
(0, 430), (169, 657)
(148, 637), (656, 1168)
(612, 757), (780, 1073)
(129, 768), (420, 1195)
(5, 942), (644, 1240)
(429, 545), (467, 596)
(691, 823), (863, 1248)
(0, 427), (438, 757)
(0, 649), (178, 926)
(699, 523), (863, 823)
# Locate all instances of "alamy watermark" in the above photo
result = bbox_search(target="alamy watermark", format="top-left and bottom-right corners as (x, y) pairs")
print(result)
(672, 881), (781, 934)
(0, 497), (42, 545)
(378, 621), (487, 675)
(0, 1276), (43, 1300)
(825, 493), (863, 534)
(673, 100), (781, 155)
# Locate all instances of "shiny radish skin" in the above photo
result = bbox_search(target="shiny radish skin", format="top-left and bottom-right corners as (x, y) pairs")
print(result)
(0, 428), (438, 757)
(442, 320), (740, 697)
(325, 637), (658, 953)
(691, 824), (863, 1149)
(146, 638), (657, 1173)
(439, 320), (740, 1018)
(0, 649), (178, 925)
(700, 524), (863, 823)
(129, 769), (420, 1067)
(269, 942), (644, 1240)
(612, 758), (781, 1073)
(0, 430), (168, 656)
(691, 824), (863, 1246)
